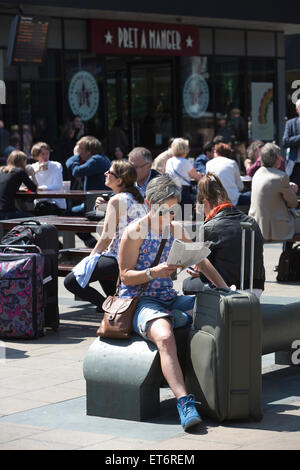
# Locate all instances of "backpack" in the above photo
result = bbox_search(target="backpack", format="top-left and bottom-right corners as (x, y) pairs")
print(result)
(0, 224), (37, 246)
(277, 244), (300, 282)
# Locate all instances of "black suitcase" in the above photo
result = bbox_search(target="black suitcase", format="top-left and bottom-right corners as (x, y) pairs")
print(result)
(1, 220), (60, 330)
(184, 221), (263, 422)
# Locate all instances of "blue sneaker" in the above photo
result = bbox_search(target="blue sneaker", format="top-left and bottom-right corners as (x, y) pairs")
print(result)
(177, 394), (202, 431)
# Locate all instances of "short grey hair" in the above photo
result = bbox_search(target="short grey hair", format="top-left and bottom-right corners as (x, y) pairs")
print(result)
(260, 143), (280, 168)
(145, 174), (181, 205)
(128, 147), (152, 163)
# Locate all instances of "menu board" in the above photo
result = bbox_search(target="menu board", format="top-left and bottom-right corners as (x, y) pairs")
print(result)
(7, 15), (49, 65)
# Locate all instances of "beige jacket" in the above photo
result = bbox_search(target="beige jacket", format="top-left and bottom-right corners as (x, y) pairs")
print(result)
(249, 166), (298, 241)
(152, 149), (173, 174)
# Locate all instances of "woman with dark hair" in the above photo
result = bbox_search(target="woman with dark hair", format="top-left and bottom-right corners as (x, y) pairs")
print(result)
(0, 150), (38, 219)
(185, 172), (265, 298)
(64, 160), (148, 312)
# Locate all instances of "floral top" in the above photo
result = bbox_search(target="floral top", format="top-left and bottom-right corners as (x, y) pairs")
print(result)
(103, 192), (148, 259)
(120, 227), (177, 301)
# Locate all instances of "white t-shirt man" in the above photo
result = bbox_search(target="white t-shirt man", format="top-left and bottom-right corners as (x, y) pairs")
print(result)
(31, 160), (66, 210)
(206, 156), (244, 205)
(165, 157), (193, 187)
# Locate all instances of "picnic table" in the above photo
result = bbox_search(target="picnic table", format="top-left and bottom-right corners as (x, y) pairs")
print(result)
(16, 189), (112, 211)
(0, 215), (104, 249)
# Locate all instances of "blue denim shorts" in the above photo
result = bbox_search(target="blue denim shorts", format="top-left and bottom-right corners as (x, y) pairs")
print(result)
(132, 295), (195, 340)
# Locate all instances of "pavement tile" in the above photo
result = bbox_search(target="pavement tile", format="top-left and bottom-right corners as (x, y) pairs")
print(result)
(0, 397), (48, 416)
(0, 372), (70, 392)
(0, 437), (77, 450)
(238, 432), (300, 450)
(82, 437), (158, 450)
(20, 385), (85, 404)
(145, 435), (240, 450)
(0, 422), (46, 444)
(25, 428), (114, 448)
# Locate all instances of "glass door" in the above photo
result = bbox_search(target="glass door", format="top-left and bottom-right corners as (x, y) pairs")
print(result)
(128, 62), (173, 157)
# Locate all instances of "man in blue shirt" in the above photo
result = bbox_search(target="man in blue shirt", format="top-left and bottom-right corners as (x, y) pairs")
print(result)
(128, 147), (159, 198)
(66, 135), (110, 247)
(66, 136), (110, 192)
(282, 99), (300, 189)
(194, 141), (214, 174)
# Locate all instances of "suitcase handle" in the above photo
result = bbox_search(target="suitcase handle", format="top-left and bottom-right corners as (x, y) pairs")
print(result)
(240, 221), (256, 231)
(18, 220), (41, 226)
(0, 245), (42, 254)
(240, 222), (255, 291)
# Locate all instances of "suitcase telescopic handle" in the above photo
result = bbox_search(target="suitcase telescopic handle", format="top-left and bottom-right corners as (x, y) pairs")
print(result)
(240, 222), (255, 292)
(0, 244), (42, 254)
(18, 220), (41, 225)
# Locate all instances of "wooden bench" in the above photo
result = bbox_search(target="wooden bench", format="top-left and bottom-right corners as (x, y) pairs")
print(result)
(58, 247), (91, 277)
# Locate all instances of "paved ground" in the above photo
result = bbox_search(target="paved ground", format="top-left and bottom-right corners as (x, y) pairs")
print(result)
(0, 241), (300, 451)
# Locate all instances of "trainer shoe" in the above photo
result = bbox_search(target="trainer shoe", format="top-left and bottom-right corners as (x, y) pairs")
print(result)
(177, 394), (202, 431)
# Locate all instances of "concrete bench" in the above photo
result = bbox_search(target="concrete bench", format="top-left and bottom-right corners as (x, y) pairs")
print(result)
(83, 326), (189, 421)
(83, 295), (300, 421)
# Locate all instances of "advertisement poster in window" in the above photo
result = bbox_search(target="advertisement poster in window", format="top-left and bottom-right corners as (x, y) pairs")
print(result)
(68, 71), (99, 122)
(251, 82), (274, 141)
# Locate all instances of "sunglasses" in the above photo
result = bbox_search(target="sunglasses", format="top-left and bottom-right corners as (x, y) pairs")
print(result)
(106, 169), (118, 178)
(158, 205), (180, 217)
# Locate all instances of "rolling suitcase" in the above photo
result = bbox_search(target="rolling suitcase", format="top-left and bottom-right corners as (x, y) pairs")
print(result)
(1, 220), (60, 330)
(0, 246), (44, 339)
(184, 221), (263, 422)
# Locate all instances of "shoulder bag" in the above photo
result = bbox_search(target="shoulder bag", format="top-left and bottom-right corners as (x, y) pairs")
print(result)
(96, 237), (167, 339)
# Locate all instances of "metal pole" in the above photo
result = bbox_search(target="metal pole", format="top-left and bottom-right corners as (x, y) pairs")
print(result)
(240, 228), (245, 290)
(250, 229), (255, 292)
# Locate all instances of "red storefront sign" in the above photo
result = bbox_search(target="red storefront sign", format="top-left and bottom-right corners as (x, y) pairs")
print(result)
(89, 19), (199, 56)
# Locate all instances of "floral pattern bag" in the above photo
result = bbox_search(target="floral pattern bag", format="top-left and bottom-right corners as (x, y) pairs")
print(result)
(0, 251), (44, 339)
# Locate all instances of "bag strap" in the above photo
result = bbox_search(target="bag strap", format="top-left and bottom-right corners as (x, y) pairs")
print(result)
(172, 166), (192, 187)
(115, 237), (167, 295)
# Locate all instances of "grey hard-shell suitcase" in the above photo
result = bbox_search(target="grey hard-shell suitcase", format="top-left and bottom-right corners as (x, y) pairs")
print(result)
(184, 221), (263, 422)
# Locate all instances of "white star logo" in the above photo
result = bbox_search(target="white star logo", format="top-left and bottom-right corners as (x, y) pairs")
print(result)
(186, 35), (193, 48)
(105, 30), (113, 45)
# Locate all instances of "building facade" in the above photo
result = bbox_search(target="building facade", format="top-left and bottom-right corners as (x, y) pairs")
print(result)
(0, 2), (298, 160)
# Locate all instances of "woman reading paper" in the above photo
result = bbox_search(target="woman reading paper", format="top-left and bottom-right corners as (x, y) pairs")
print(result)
(118, 174), (227, 431)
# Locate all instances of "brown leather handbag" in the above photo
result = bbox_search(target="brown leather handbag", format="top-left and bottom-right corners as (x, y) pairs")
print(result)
(96, 238), (167, 339)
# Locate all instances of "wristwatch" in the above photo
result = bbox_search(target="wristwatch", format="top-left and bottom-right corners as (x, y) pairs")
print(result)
(145, 268), (154, 280)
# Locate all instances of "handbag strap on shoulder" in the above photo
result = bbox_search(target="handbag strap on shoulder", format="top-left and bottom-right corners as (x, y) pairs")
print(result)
(116, 237), (167, 294)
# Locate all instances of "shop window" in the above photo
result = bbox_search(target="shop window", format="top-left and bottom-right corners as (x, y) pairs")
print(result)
(247, 58), (275, 142)
(64, 51), (105, 143)
(199, 28), (213, 55)
(47, 18), (62, 49)
(214, 56), (248, 166)
(64, 19), (87, 50)
(215, 29), (245, 56)
(214, 56), (246, 124)
(2, 49), (63, 155)
(247, 31), (275, 57)
(181, 56), (213, 157)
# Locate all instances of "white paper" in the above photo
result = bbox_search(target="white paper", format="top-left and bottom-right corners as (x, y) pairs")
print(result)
(167, 239), (211, 269)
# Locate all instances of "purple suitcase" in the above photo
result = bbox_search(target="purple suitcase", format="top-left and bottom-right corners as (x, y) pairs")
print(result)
(0, 249), (44, 339)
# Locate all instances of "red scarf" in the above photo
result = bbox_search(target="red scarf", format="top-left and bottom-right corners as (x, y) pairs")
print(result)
(205, 202), (234, 222)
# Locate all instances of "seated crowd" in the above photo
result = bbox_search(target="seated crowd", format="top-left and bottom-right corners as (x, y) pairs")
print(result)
(0, 124), (300, 432)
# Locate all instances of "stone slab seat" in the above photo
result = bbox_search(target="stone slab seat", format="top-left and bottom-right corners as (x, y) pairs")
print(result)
(83, 326), (190, 421)
(83, 296), (300, 421)
(260, 296), (300, 363)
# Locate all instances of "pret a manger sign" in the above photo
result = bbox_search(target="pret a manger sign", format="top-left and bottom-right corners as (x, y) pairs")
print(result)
(89, 19), (199, 56)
